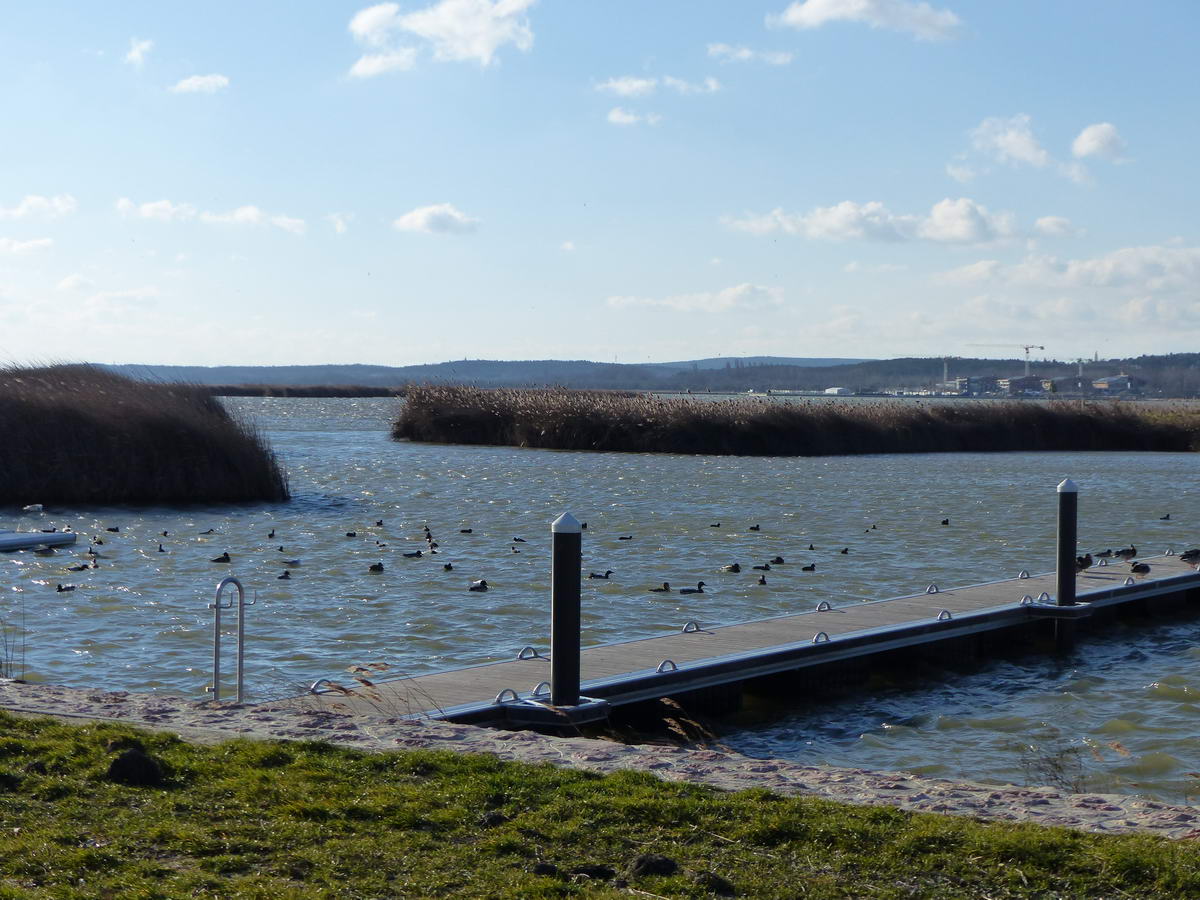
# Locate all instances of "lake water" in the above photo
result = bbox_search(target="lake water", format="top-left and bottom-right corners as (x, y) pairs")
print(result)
(3, 397), (1199, 801)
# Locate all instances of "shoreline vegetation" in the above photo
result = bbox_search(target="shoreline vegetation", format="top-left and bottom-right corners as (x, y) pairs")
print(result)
(393, 385), (1200, 456)
(0, 365), (289, 505)
(207, 384), (403, 398)
(2, 711), (1199, 897)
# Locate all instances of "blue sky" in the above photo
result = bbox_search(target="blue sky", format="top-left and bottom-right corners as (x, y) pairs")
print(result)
(1, 0), (1197, 366)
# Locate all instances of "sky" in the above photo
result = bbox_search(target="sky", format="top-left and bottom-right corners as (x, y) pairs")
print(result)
(1, 0), (1198, 367)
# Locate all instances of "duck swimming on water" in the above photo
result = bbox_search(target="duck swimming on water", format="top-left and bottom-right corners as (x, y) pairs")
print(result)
(649, 582), (671, 593)
(679, 581), (706, 594)
(588, 570), (613, 579)
(211, 552), (231, 563)
(369, 562), (384, 573)
(469, 579), (489, 592)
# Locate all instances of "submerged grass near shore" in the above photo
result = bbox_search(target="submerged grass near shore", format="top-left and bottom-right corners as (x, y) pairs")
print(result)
(393, 385), (1200, 456)
(1, 712), (1199, 898)
(0, 364), (289, 505)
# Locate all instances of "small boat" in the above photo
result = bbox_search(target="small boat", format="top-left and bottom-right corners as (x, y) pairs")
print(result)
(0, 530), (78, 552)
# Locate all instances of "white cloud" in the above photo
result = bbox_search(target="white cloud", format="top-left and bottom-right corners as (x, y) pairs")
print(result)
(607, 107), (660, 126)
(937, 245), (1200, 294)
(57, 274), (93, 292)
(0, 194), (77, 220)
(663, 75), (720, 95)
(1033, 216), (1079, 237)
(170, 74), (230, 94)
(199, 206), (307, 234)
(844, 261), (907, 274)
(116, 197), (197, 222)
(607, 283), (784, 313)
(347, 0), (535, 73)
(560, 240), (575, 251)
(945, 162), (976, 183)
(0, 237), (53, 254)
(971, 114), (1050, 168)
(349, 49), (419, 78)
(596, 76), (657, 97)
(769, 0), (962, 41)
(707, 43), (793, 65)
(124, 38), (153, 68)
(327, 213), (353, 234)
(393, 202), (480, 234)
(724, 197), (1013, 244)
(350, 3), (404, 46)
(1072, 122), (1126, 161)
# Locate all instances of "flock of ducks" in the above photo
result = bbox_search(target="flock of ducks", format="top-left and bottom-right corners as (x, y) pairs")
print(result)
(44, 513), (1196, 597)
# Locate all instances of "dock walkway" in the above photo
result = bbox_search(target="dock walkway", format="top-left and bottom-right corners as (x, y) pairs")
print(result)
(297, 554), (1200, 725)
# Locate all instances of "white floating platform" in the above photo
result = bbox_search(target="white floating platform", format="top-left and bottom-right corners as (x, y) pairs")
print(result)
(0, 530), (78, 552)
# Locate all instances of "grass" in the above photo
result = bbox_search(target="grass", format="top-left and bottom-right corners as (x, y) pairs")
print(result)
(393, 385), (1200, 456)
(0, 713), (1198, 898)
(0, 364), (289, 505)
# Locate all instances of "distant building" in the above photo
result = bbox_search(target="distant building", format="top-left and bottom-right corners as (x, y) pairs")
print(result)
(824, 386), (852, 395)
(952, 375), (999, 395)
(1092, 374), (1142, 394)
(998, 375), (1043, 395)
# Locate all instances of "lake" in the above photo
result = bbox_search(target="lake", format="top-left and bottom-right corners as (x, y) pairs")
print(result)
(2, 397), (1198, 800)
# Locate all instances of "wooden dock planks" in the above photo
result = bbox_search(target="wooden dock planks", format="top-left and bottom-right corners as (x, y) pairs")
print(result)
(294, 554), (1200, 721)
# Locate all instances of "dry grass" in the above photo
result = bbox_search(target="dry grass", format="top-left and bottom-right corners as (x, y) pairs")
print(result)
(0, 364), (289, 504)
(393, 385), (1200, 456)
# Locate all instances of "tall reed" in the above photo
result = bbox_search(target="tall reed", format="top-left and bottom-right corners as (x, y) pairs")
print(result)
(0, 364), (289, 504)
(393, 385), (1200, 456)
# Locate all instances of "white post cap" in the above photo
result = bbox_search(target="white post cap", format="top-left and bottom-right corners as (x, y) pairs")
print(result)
(1057, 478), (1078, 493)
(551, 512), (582, 534)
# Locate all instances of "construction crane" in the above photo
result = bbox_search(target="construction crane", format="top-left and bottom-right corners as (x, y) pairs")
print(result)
(966, 344), (1045, 377)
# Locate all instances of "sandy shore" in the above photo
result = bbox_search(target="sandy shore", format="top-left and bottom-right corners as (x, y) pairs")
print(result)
(4, 678), (1200, 840)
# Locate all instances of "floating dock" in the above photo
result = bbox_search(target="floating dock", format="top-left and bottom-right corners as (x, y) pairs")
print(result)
(296, 552), (1200, 727)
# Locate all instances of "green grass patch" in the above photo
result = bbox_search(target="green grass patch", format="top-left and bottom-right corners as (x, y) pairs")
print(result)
(0, 712), (1198, 897)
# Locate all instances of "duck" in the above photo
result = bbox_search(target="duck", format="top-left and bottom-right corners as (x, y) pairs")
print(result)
(375, 520), (384, 527)
(770, 556), (785, 565)
(710, 523), (721, 528)
(1115, 546), (1137, 561)
(469, 579), (489, 592)
(105, 526), (119, 533)
(801, 563), (816, 572)
(268, 528), (276, 539)
(649, 582), (672, 593)
(157, 543), (166, 553)
(161, 531), (169, 537)
(1130, 561), (1151, 575)
(1179, 548), (1200, 562)
(513, 537), (526, 543)
(749, 524), (761, 532)
(56, 583), (76, 592)
(369, 562), (384, 573)
(757, 574), (767, 585)
(679, 581), (706, 594)
(199, 529), (215, 535)
(511, 546), (521, 554)
(588, 570), (614, 579)
(618, 535), (633, 541)
(941, 519), (950, 526)
(402, 550), (423, 559)
(752, 563), (770, 571)
(459, 528), (473, 534)
(278, 570), (291, 580)
(720, 563), (741, 573)
(443, 562), (453, 571)
(345, 531), (357, 538)
(1075, 553), (1093, 572)
(1160, 514), (1171, 521)
(283, 559), (301, 567)
(211, 552), (231, 563)
(807, 544), (815, 551)
(1095, 549), (1113, 558)
(66, 563), (89, 572)
(840, 547), (849, 554)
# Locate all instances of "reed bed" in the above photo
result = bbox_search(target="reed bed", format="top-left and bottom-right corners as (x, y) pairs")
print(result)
(393, 385), (1200, 456)
(0, 364), (289, 505)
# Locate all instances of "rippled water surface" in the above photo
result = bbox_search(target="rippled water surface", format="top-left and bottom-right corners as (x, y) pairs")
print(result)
(3, 398), (1198, 800)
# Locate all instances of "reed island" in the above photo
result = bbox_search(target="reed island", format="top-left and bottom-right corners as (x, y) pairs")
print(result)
(392, 385), (1200, 456)
(0, 364), (289, 505)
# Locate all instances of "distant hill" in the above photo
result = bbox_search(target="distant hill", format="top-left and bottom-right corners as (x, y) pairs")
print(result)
(101, 357), (868, 389)
(97, 352), (1199, 395)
